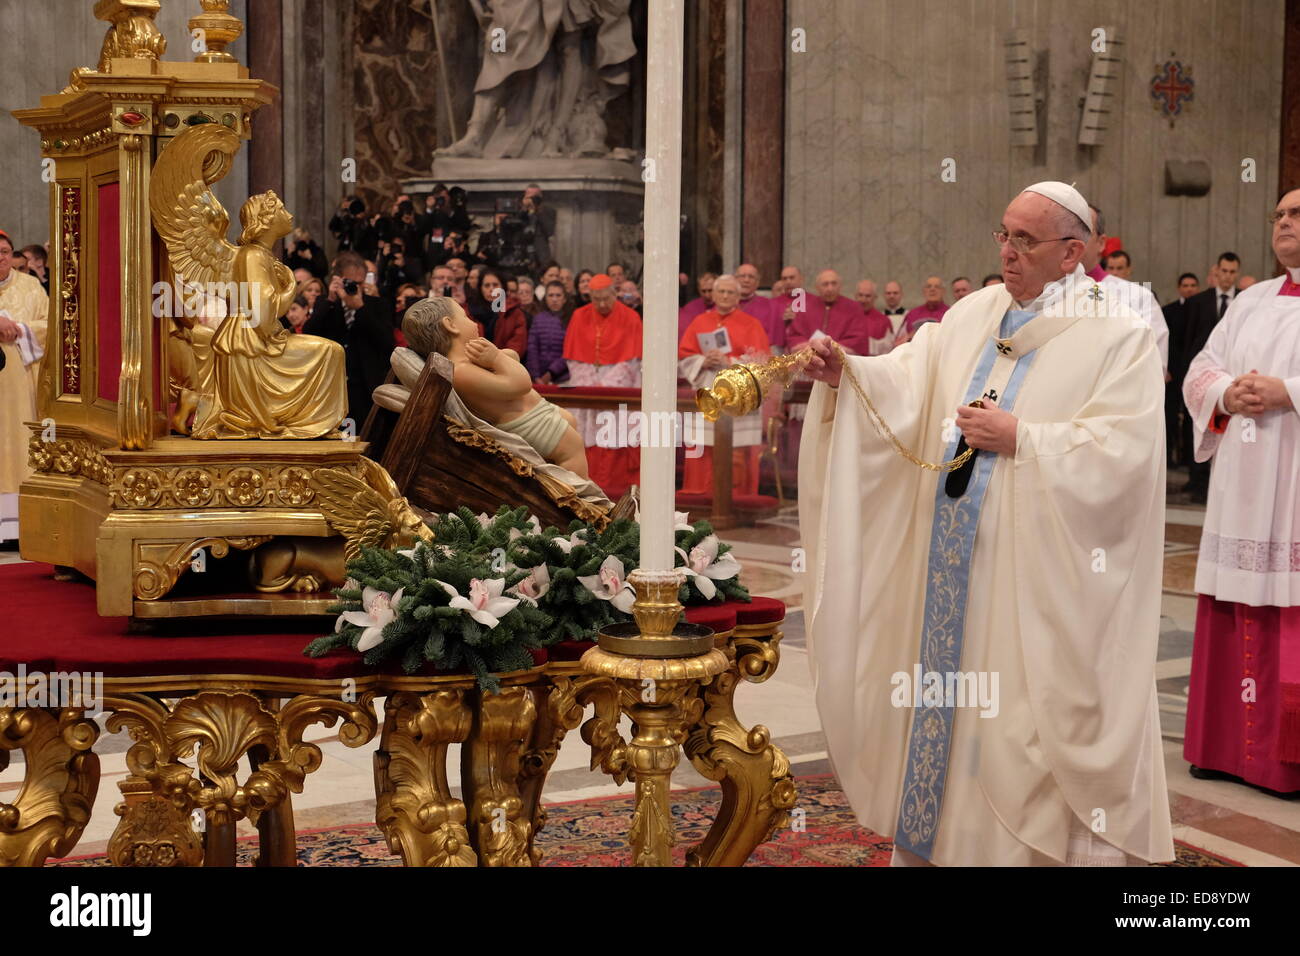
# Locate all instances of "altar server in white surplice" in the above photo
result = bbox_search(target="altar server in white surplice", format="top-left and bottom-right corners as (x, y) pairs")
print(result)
(1181, 187), (1300, 794)
(799, 182), (1174, 866)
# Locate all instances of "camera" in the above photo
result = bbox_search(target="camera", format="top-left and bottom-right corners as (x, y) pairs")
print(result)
(342, 278), (359, 296)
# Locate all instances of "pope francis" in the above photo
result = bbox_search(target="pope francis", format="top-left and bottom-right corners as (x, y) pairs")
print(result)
(800, 182), (1174, 866)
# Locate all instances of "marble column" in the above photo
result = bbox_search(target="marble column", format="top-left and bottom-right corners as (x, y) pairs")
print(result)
(1281, 0), (1300, 208)
(741, 0), (786, 280)
(247, 0), (284, 204)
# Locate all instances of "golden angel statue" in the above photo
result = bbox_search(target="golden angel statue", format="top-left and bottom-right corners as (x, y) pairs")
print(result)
(149, 123), (347, 439)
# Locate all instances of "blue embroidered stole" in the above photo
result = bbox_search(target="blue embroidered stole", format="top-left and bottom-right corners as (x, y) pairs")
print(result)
(892, 308), (1039, 861)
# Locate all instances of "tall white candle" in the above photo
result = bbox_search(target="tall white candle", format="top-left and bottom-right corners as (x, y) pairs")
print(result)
(638, 0), (685, 572)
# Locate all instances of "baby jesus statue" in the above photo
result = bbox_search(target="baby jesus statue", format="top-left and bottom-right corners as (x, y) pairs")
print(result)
(402, 297), (589, 478)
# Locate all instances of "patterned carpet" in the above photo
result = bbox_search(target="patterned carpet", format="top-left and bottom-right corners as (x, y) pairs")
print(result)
(54, 774), (1239, 867)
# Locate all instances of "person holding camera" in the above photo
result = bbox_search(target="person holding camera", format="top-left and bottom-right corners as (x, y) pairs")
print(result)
(283, 227), (327, 280)
(303, 251), (394, 429)
(520, 184), (555, 270)
(329, 196), (379, 261)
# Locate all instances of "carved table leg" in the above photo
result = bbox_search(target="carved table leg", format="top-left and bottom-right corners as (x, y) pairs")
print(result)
(103, 691), (376, 867)
(249, 743), (297, 867)
(685, 632), (797, 867)
(374, 689), (476, 866)
(462, 686), (536, 867)
(0, 708), (100, 867)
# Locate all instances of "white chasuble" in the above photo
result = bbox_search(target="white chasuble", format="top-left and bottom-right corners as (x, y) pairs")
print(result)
(1183, 270), (1300, 607)
(799, 268), (1174, 865)
(0, 270), (49, 502)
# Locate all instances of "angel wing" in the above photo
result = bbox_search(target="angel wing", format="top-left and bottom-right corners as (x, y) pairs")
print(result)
(149, 124), (241, 292)
(312, 468), (398, 561)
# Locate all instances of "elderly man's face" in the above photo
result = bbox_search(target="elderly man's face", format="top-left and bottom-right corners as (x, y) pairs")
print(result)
(922, 276), (944, 304)
(1272, 189), (1300, 267)
(620, 280), (640, 305)
(997, 192), (1085, 302)
(432, 267), (453, 290)
(855, 281), (877, 311)
(0, 241), (12, 280)
(884, 282), (902, 308)
(816, 271), (841, 302)
(951, 278), (972, 300)
(590, 284), (616, 315)
(736, 264), (760, 296)
(780, 266), (803, 292)
(712, 278), (740, 313)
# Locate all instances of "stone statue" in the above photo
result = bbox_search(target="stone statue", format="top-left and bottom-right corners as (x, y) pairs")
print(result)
(149, 123), (347, 439)
(436, 0), (636, 159)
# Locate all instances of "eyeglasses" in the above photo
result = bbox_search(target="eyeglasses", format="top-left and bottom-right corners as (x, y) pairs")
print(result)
(1268, 206), (1300, 225)
(992, 230), (1078, 254)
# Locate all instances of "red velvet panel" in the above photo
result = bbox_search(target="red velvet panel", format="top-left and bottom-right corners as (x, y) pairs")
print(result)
(0, 565), (775, 681)
(96, 182), (122, 403)
(0, 563), (545, 680)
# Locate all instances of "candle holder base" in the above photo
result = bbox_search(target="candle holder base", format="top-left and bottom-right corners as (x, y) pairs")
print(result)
(597, 621), (715, 658)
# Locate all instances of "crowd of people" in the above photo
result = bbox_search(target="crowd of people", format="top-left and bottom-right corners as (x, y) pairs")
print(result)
(0, 181), (1280, 543)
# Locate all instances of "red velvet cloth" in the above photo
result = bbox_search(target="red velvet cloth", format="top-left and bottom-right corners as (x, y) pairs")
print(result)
(0, 564), (782, 680)
(0, 563), (542, 679)
(733, 596), (785, 626)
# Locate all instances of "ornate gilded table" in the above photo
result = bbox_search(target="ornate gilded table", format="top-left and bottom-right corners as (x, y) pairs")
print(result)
(0, 562), (793, 867)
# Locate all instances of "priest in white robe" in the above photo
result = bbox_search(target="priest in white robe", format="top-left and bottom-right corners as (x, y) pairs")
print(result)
(799, 182), (1174, 866)
(1081, 203), (1170, 377)
(0, 229), (48, 543)
(1181, 187), (1300, 793)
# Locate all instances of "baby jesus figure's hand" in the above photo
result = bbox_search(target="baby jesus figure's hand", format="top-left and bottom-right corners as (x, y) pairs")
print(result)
(465, 337), (500, 368)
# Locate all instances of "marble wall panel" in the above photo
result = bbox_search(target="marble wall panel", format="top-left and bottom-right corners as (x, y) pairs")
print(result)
(784, 0), (1285, 304)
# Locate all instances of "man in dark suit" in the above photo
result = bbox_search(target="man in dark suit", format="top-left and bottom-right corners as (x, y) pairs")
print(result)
(303, 251), (394, 432)
(1162, 272), (1200, 467)
(1179, 253), (1241, 502)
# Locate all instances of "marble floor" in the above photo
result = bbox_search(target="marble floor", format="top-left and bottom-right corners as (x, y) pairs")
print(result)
(2, 470), (1297, 865)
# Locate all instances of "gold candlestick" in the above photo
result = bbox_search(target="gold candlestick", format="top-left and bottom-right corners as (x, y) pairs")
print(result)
(583, 570), (726, 865)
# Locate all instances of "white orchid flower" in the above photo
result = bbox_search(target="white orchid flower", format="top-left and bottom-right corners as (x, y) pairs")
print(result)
(397, 542), (424, 561)
(552, 530), (589, 554)
(674, 535), (741, 600)
(510, 564), (551, 605)
(475, 512), (492, 529)
(578, 555), (636, 613)
(435, 577), (519, 628)
(337, 586), (404, 651)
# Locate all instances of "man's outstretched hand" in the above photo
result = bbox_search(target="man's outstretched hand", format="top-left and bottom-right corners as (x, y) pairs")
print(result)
(805, 337), (843, 388)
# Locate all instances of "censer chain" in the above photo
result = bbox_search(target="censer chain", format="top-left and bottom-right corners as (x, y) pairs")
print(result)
(824, 342), (974, 473)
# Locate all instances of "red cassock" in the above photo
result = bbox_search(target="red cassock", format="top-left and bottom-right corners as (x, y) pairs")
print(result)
(785, 295), (888, 356)
(678, 308), (771, 498)
(563, 301), (643, 497)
